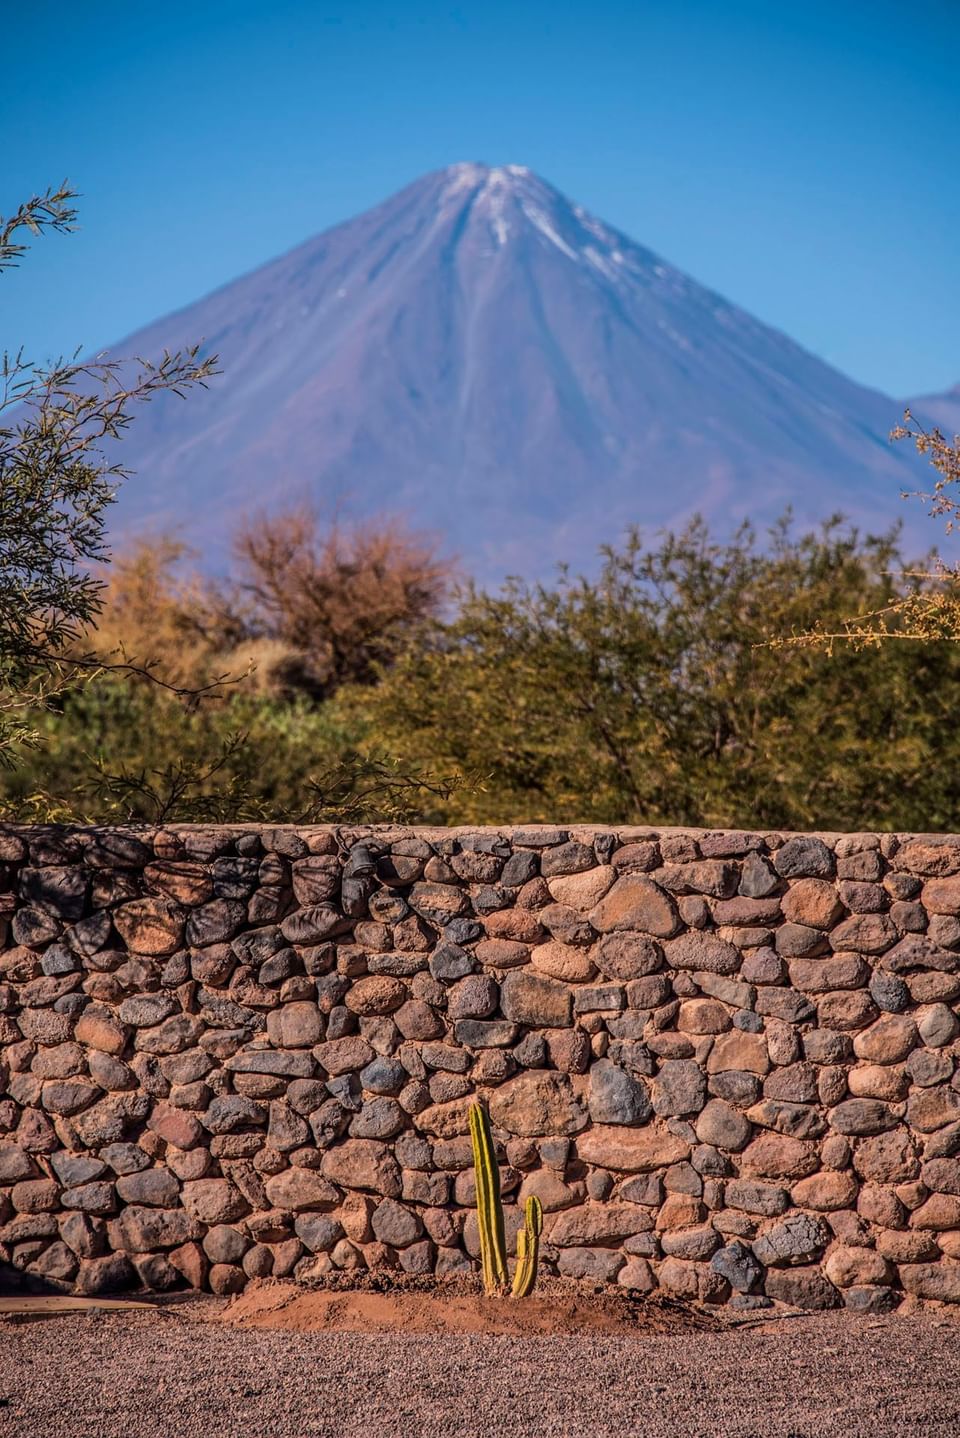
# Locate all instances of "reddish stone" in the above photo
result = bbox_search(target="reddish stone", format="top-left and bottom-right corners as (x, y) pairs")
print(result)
(530, 941), (596, 982)
(847, 1064), (909, 1101)
(781, 880), (843, 930)
(739, 1132), (819, 1179)
(678, 999), (730, 1034)
(113, 898), (186, 956)
(547, 866), (615, 912)
(823, 1246), (889, 1287)
(147, 1105), (203, 1150)
(706, 1031), (770, 1076)
(545, 1027), (591, 1074)
(588, 876), (680, 938)
(852, 1128), (919, 1184)
(907, 1085), (960, 1133)
(482, 909), (546, 944)
(181, 1178), (249, 1224)
(897, 842), (960, 877)
(394, 1000), (444, 1040)
(829, 914), (897, 955)
(488, 1071), (587, 1137)
(576, 1123), (689, 1172)
(816, 990), (878, 1031)
(321, 1139), (402, 1197)
(264, 1168), (339, 1211)
(265, 1002), (323, 1049)
(910, 1193), (960, 1230)
(144, 861), (213, 906)
(791, 1171), (859, 1211)
(663, 933), (742, 974)
(922, 876), (960, 914)
(475, 939), (530, 969)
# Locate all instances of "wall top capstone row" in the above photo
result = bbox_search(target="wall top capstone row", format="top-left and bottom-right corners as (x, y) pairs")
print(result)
(4, 823), (960, 1312)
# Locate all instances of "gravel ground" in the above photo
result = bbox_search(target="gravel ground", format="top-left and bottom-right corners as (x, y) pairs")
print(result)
(2, 1303), (960, 1438)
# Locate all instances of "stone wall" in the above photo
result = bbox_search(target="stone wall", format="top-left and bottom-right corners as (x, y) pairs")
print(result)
(4, 824), (960, 1312)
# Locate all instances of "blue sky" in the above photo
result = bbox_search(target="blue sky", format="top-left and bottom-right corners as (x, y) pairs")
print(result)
(3, 0), (957, 397)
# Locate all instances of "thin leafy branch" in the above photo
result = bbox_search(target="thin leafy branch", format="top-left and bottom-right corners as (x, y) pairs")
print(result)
(0, 184), (227, 762)
(766, 414), (960, 651)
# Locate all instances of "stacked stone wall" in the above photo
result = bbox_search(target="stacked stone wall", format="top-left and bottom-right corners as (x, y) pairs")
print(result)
(3, 823), (960, 1311)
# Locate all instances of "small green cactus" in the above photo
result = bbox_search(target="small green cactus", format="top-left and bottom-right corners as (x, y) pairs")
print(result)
(469, 1101), (542, 1298)
(511, 1194), (544, 1298)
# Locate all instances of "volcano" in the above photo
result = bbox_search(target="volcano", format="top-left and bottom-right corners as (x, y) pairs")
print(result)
(102, 162), (930, 577)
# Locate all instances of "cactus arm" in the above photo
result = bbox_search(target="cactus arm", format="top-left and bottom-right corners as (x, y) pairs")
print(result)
(511, 1194), (543, 1299)
(469, 1102), (508, 1294)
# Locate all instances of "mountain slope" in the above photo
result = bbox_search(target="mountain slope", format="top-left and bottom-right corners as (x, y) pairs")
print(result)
(102, 163), (930, 577)
(910, 383), (960, 437)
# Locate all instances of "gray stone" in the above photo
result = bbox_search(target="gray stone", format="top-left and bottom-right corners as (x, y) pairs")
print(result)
(752, 1212), (828, 1266)
(115, 1168), (179, 1206)
(843, 1285), (898, 1314)
(573, 985), (624, 1014)
(371, 1198), (423, 1248)
(428, 943), (476, 982)
(360, 1057), (407, 1095)
(828, 1099), (897, 1136)
(513, 1033), (548, 1067)
(711, 1240), (762, 1292)
(453, 1019), (519, 1048)
(739, 852), (779, 898)
(906, 1049), (954, 1087)
(869, 970), (910, 1013)
(226, 1049), (316, 1077)
(708, 1071), (762, 1106)
(87, 1051), (136, 1091)
(557, 1247), (625, 1283)
(118, 994), (177, 1027)
(186, 899), (248, 947)
(294, 1214), (344, 1253)
(501, 851), (539, 887)
(268, 1100), (311, 1151)
(20, 865), (88, 920)
(326, 1074), (362, 1111)
(100, 1142), (151, 1175)
(588, 1060), (652, 1125)
(919, 1004), (960, 1047)
(50, 1153), (108, 1187)
(75, 1253), (136, 1295)
(41, 944), (79, 976)
(774, 837), (835, 879)
(287, 1079), (330, 1115)
(540, 841), (596, 877)
(652, 1060), (707, 1117)
(12, 906), (62, 948)
(203, 1225), (250, 1264)
(202, 1095), (267, 1133)
(803, 1029), (851, 1065)
(663, 933), (742, 975)
(447, 974), (500, 1020)
(725, 1180), (790, 1216)
(500, 969), (572, 1027)
(349, 1098), (406, 1139)
(695, 1099), (752, 1151)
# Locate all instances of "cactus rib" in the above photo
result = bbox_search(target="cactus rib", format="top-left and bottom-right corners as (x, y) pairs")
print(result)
(469, 1102), (508, 1294)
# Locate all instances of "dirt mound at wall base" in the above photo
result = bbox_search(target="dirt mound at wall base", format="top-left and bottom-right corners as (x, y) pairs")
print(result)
(217, 1274), (722, 1336)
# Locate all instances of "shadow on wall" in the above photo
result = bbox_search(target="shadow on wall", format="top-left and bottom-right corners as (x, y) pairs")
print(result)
(0, 1260), (66, 1296)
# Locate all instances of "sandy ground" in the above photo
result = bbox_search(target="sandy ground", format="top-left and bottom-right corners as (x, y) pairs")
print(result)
(2, 1297), (960, 1438)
